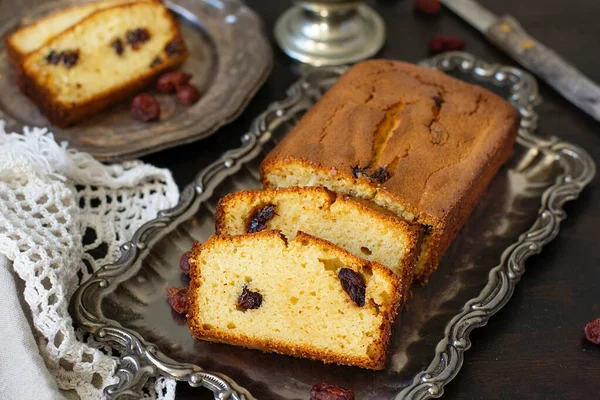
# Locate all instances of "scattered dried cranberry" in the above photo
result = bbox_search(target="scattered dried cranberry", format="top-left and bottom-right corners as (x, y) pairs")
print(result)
(166, 287), (189, 315)
(237, 286), (262, 310)
(111, 38), (124, 55)
(310, 383), (355, 400)
(429, 35), (466, 54)
(45, 50), (61, 65)
(584, 318), (600, 345)
(156, 71), (192, 93)
(338, 268), (366, 307)
(165, 39), (184, 57)
(179, 251), (191, 274)
(126, 28), (151, 50)
(247, 204), (276, 233)
(131, 93), (160, 122)
(177, 84), (201, 105)
(414, 0), (441, 15)
(61, 50), (80, 68)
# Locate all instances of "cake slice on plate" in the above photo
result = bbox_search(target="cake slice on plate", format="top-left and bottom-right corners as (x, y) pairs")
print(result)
(18, 0), (187, 127)
(215, 186), (423, 282)
(187, 230), (405, 370)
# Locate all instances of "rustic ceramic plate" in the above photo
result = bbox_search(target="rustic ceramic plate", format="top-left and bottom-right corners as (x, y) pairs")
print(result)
(0, 0), (272, 161)
(70, 53), (595, 399)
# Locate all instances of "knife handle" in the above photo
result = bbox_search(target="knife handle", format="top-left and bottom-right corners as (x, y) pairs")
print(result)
(487, 15), (600, 122)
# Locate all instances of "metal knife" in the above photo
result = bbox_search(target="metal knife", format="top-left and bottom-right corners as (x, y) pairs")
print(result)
(441, 0), (600, 122)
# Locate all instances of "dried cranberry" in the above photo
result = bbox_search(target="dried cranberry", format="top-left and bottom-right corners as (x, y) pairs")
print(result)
(111, 38), (124, 55)
(177, 84), (201, 105)
(156, 71), (192, 93)
(237, 286), (262, 310)
(166, 287), (189, 315)
(126, 28), (151, 50)
(429, 35), (466, 54)
(179, 251), (191, 274)
(247, 204), (276, 233)
(584, 318), (600, 345)
(45, 50), (61, 65)
(414, 0), (441, 15)
(165, 39), (184, 57)
(310, 383), (355, 400)
(150, 56), (163, 67)
(338, 268), (366, 307)
(131, 93), (160, 122)
(61, 50), (80, 68)
(352, 166), (391, 183)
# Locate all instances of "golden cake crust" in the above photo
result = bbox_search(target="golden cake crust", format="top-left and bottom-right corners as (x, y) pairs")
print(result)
(187, 230), (406, 370)
(261, 59), (520, 282)
(17, 1), (187, 128)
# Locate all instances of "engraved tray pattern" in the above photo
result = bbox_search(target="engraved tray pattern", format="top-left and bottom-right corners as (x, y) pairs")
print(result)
(70, 52), (595, 399)
(0, 0), (272, 161)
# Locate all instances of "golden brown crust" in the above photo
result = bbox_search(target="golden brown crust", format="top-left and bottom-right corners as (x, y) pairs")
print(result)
(260, 59), (520, 283)
(17, 2), (187, 128)
(187, 230), (404, 370)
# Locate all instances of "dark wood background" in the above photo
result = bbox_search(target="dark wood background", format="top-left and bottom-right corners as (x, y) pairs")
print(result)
(142, 0), (600, 398)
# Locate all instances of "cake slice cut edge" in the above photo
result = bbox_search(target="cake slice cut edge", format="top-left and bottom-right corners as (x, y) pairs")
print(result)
(214, 186), (423, 285)
(18, 0), (188, 127)
(187, 230), (406, 370)
(5, 0), (144, 64)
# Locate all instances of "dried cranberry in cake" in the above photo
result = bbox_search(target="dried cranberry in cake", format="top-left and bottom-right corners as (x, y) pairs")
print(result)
(166, 287), (189, 314)
(352, 166), (391, 183)
(156, 71), (192, 93)
(338, 268), (366, 307)
(111, 38), (124, 55)
(126, 28), (151, 50)
(310, 383), (355, 400)
(177, 84), (201, 105)
(179, 251), (191, 274)
(45, 50), (61, 64)
(150, 56), (163, 67)
(414, 0), (441, 15)
(237, 286), (262, 310)
(61, 50), (80, 68)
(584, 318), (600, 345)
(165, 39), (184, 57)
(429, 35), (466, 53)
(246, 204), (276, 233)
(131, 93), (160, 122)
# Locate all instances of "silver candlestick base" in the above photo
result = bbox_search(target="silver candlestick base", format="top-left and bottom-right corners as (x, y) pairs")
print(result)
(274, 1), (386, 66)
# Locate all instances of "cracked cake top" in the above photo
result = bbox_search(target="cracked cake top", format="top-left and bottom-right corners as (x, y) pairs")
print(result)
(261, 59), (520, 225)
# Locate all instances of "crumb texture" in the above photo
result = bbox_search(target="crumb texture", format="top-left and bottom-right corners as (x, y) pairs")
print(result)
(188, 230), (404, 370)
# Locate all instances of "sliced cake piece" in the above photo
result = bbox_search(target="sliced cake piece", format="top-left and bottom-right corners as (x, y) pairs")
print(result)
(261, 59), (520, 283)
(215, 186), (423, 283)
(187, 230), (405, 370)
(18, 1), (187, 127)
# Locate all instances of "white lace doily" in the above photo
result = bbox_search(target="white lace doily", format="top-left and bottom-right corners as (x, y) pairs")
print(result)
(0, 121), (180, 399)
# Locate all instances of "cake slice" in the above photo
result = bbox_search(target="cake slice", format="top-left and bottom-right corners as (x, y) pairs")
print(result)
(215, 186), (423, 282)
(18, 1), (187, 127)
(187, 230), (405, 370)
(261, 59), (520, 283)
(5, 0), (139, 64)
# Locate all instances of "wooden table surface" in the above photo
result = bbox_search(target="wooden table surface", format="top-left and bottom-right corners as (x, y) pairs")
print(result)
(142, 0), (600, 398)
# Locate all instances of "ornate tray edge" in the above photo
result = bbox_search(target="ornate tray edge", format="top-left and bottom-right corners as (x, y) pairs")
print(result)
(69, 53), (595, 400)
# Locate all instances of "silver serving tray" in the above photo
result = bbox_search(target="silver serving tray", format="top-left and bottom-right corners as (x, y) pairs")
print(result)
(70, 52), (595, 399)
(0, 0), (272, 161)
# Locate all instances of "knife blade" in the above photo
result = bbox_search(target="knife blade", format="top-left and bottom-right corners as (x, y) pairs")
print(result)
(441, 0), (600, 122)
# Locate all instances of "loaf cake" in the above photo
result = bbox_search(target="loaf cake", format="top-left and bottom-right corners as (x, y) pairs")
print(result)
(215, 186), (423, 281)
(5, 0), (137, 64)
(261, 60), (520, 283)
(17, 1), (187, 127)
(187, 230), (405, 370)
